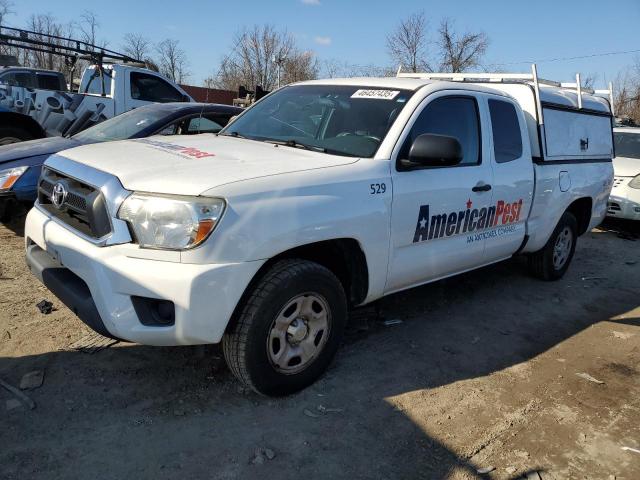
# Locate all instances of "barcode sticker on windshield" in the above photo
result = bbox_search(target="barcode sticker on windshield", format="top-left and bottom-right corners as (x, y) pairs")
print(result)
(351, 89), (400, 100)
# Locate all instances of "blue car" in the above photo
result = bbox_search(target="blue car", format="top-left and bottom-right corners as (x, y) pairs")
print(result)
(0, 102), (242, 221)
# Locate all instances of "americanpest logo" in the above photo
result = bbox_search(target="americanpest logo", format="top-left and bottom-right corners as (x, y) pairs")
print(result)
(136, 139), (216, 159)
(413, 198), (523, 243)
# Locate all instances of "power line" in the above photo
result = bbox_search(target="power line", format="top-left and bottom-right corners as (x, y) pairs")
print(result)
(486, 48), (640, 67)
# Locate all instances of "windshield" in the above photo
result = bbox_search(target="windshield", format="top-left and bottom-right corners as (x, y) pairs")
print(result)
(221, 84), (414, 158)
(615, 132), (640, 159)
(72, 106), (167, 142)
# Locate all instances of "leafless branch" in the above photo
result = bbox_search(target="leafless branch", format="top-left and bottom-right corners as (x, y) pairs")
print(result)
(437, 18), (488, 73)
(386, 11), (430, 73)
(156, 38), (190, 83)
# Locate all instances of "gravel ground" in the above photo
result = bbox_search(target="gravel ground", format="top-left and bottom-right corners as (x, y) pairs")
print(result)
(1, 211), (639, 480)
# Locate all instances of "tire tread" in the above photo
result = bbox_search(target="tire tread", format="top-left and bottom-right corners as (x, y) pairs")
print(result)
(222, 259), (344, 394)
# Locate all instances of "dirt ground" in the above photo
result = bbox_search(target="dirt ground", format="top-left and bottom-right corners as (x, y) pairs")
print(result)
(1, 211), (639, 480)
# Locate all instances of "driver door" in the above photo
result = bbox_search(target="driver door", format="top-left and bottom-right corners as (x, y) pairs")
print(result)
(385, 92), (494, 293)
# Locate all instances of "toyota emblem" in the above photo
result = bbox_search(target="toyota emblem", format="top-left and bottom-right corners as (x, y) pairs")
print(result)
(51, 182), (68, 209)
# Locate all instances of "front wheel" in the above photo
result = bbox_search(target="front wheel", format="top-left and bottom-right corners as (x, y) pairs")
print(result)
(222, 259), (348, 396)
(528, 211), (578, 281)
(0, 126), (34, 145)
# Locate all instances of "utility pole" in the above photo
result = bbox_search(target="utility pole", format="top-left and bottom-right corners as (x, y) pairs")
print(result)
(273, 53), (286, 89)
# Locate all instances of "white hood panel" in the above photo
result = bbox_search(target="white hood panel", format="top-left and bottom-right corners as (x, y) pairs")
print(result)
(613, 156), (640, 178)
(54, 135), (358, 195)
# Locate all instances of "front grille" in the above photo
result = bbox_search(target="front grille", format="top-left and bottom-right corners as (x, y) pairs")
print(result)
(38, 168), (112, 239)
(607, 201), (621, 213)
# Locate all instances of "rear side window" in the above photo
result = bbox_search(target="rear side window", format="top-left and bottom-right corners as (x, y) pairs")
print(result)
(186, 116), (225, 134)
(35, 73), (63, 91)
(400, 96), (481, 166)
(488, 99), (523, 163)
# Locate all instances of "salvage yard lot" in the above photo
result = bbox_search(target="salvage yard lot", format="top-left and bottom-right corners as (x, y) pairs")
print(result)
(1, 214), (639, 480)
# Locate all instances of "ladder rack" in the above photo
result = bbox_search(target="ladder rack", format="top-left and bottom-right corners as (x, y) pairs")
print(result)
(0, 26), (143, 66)
(0, 25), (148, 96)
(397, 64), (615, 117)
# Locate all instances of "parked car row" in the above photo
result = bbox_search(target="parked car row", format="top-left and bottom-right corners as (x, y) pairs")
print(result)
(0, 102), (242, 220)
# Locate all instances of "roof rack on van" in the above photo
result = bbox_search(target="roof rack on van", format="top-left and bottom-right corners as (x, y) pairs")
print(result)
(397, 64), (615, 118)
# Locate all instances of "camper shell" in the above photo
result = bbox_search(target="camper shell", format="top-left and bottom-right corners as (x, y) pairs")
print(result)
(397, 66), (615, 162)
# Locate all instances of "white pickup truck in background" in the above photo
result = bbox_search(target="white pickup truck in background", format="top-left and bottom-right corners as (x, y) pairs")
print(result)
(0, 63), (193, 144)
(25, 67), (614, 395)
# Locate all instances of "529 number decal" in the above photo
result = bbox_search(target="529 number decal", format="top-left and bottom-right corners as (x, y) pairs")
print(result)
(370, 183), (386, 195)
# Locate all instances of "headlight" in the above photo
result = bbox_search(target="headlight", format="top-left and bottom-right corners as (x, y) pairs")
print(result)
(629, 175), (640, 189)
(0, 166), (28, 191)
(118, 193), (225, 250)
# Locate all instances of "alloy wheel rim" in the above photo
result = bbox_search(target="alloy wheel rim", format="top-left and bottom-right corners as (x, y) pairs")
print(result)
(267, 293), (331, 375)
(553, 227), (573, 270)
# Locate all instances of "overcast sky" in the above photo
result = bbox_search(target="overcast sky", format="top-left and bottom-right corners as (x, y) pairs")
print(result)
(10, 0), (640, 86)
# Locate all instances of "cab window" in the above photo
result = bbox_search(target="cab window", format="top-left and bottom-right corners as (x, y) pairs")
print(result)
(83, 72), (112, 95)
(399, 96), (481, 167)
(488, 99), (523, 163)
(36, 72), (63, 91)
(130, 72), (184, 103)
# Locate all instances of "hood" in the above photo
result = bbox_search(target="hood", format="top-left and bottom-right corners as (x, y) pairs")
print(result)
(52, 135), (359, 195)
(0, 136), (81, 165)
(613, 156), (640, 177)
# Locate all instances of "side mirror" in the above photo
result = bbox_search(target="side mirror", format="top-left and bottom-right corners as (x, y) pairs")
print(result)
(404, 133), (463, 168)
(182, 94), (191, 103)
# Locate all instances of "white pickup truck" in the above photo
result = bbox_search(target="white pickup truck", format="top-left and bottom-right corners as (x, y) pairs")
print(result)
(0, 63), (192, 144)
(25, 67), (614, 395)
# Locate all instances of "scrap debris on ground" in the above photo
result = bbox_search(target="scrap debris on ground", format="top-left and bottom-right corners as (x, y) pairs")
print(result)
(1, 215), (639, 479)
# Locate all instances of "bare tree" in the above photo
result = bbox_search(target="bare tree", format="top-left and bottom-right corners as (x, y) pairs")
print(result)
(77, 11), (106, 49)
(321, 59), (392, 79)
(0, 0), (14, 57)
(281, 50), (319, 84)
(24, 14), (75, 72)
(0, 0), (13, 26)
(214, 25), (317, 91)
(614, 61), (640, 124)
(386, 11), (430, 73)
(582, 73), (597, 90)
(156, 38), (190, 83)
(437, 18), (488, 73)
(122, 33), (151, 61)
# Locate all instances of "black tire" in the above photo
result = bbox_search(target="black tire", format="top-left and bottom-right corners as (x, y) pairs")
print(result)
(0, 126), (34, 145)
(528, 212), (578, 281)
(222, 259), (348, 396)
(0, 200), (10, 223)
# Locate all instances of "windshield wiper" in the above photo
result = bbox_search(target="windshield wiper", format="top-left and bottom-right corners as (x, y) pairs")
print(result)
(218, 131), (249, 139)
(263, 139), (327, 153)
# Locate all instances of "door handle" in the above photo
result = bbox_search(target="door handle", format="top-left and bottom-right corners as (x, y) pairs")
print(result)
(472, 183), (492, 192)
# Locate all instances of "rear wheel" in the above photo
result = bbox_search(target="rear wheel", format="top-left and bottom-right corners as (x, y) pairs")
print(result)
(222, 259), (348, 396)
(0, 126), (34, 145)
(528, 212), (578, 280)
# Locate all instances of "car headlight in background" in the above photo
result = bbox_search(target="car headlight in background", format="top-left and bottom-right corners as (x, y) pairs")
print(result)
(0, 166), (28, 192)
(118, 193), (225, 250)
(629, 175), (640, 189)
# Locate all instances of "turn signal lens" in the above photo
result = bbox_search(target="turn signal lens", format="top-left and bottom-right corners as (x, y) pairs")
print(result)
(0, 166), (28, 191)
